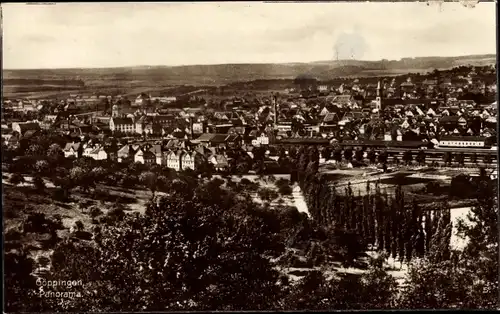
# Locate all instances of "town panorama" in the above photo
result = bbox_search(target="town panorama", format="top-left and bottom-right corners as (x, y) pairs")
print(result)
(2, 2), (498, 312)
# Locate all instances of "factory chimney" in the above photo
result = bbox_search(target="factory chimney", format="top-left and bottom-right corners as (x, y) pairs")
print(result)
(272, 94), (278, 126)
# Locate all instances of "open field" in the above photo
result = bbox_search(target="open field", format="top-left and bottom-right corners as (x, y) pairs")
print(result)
(3, 54), (495, 98)
(319, 165), (479, 209)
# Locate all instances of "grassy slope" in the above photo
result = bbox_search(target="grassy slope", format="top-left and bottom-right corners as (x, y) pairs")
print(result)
(2, 169), (476, 286)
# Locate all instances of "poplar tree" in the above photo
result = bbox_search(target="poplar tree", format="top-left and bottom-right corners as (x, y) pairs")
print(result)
(423, 210), (433, 254)
(428, 203), (452, 263)
(390, 199), (398, 260)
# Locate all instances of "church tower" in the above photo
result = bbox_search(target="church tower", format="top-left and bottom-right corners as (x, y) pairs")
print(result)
(112, 104), (119, 117)
(272, 94), (278, 127)
(375, 80), (383, 112)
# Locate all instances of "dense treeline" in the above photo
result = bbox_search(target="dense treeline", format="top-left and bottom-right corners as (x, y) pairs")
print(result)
(288, 145), (452, 265)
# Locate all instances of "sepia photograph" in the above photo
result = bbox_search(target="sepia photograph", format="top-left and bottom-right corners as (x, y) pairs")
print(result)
(1, 1), (498, 311)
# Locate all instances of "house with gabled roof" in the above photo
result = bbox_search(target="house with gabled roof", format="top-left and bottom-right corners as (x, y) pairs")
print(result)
(403, 110), (413, 118)
(209, 154), (229, 171)
(165, 150), (185, 171)
(400, 119), (410, 129)
(251, 132), (270, 146)
(12, 122), (40, 136)
(83, 145), (108, 161)
(439, 115), (467, 130)
(149, 144), (163, 165)
(331, 95), (356, 108)
(319, 107), (330, 116)
(117, 144), (140, 162)
(320, 112), (340, 131)
(63, 142), (82, 158)
(181, 151), (198, 170)
(110, 117), (134, 133)
(214, 111), (231, 121)
(134, 148), (156, 165)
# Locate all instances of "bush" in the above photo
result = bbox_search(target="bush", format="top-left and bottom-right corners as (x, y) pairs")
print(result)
(288, 269), (312, 277)
(53, 188), (70, 202)
(275, 178), (290, 188)
(22, 213), (48, 233)
(89, 206), (103, 218)
(4, 206), (19, 219)
(450, 174), (473, 198)
(280, 252), (314, 268)
(22, 213), (63, 234)
(37, 256), (50, 268)
(104, 206), (125, 225)
(92, 225), (102, 235)
(9, 173), (24, 185)
(72, 230), (93, 241)
(74, 220), (85, 232)
(266, 175), (276, 183)
(52, 214), (63, 227)
(278, 184), (293, 196)
(424, 181), (440, 195)
(240, 178), (252, 186)
(258, 187), (279, 202)
(5, 228), (22, 241)
(92, 188), (110, 200)
(33, 176), (45, 191)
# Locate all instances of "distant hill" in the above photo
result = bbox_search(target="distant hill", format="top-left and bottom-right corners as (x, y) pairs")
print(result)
(2, 54), (496, 97)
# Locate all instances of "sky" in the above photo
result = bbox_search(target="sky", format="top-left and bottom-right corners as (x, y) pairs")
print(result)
(2, 2), (497, 69)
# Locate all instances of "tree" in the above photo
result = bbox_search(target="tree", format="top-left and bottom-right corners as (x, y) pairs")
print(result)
(44, 192), (285, 311)
(415, 150), (426, 165)
(139, 171), (159, 196)
(91, 167), (107, 184)
(195, 155), (213, 179)
(333, 147), (343, 163)
(235, 161), (250, 175)
(33, 175), (45, 191)
(361, 258), (398, 309)
(470, 153), (478, 164)
(34, 159), (50, 174)
(378, 151), (388, 164)
(455, 174), (498, 308)
(443, 152), (453, 167)
(74, 220), (85, 232)
(402, 151), (413, 165)
(367, 150), (377, 164)
(47, 143), (64, 161)
(70, 166), (94, 193)
(398, 259), (475, 309)
(4, 251), (41, 312)
(449, 174), (473, 198)
(26, 144), (45, 156)
(321, 147), (333, 160)
(355, 149), (364, 162)
(344, 148), (353, 162)
(428, 205), (451, 263)
(258, 187), (279, 203)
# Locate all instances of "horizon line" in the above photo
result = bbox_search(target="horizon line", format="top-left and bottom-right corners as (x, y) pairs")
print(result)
(3, 53), (496, 71)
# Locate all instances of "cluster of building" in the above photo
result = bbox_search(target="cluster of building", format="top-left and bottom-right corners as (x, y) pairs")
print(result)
(2, 65), (497, 171)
